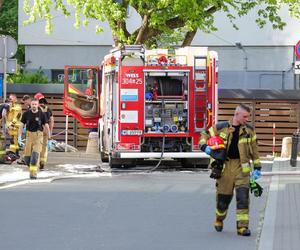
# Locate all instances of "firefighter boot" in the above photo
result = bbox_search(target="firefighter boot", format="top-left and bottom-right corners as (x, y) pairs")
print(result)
(29, 165), (38, 180)
(214, 219), (223, 232)
(39, 162), (45, 171)
(237, 227), (251, 236)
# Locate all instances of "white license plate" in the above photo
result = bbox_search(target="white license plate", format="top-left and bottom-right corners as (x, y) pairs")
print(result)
(121, 130), (143, 136)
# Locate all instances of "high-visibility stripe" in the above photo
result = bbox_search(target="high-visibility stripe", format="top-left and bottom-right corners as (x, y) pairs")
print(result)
(219, 132), (227, 139)
(253, 159), (261, 165)
(9, 144), (19, 150)
(239, 138), (250, 144)
(216, 209), (227, 217)
(241, 163), (251, 173)
(208, 127), (215, 137)
(29, 165), (38, 172)
(199, 139), (206, 144)
(239, 135), (257, 144)
(236, 214), (249, 221)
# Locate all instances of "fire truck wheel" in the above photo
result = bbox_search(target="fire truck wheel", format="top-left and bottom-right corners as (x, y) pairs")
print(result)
(181, 159), (209, 168)
(123, 160), (137, 168)
(109, 156), (122, 168)
(181, 159), (196, 168)
(100, 152), (109, 162)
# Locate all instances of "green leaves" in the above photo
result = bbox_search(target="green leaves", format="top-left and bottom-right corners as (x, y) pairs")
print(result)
(22, 0), (300, 46)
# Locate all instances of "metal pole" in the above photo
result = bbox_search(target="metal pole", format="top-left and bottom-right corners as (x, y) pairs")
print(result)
(3, 35), (7, 100)
(65, 115), (69, 152)
(272, 123), (276, 157)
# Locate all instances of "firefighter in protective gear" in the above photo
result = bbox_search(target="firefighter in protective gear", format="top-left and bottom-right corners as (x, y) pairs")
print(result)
(19, 98), (50, 179)
(34, 93), (54, 170)
(6, 94), (22, 157)
(0, 99), (10, 137)
(200, 104), (261, 237)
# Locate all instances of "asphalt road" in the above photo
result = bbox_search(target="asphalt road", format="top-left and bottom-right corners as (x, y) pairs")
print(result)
(0, 171), (270, 250)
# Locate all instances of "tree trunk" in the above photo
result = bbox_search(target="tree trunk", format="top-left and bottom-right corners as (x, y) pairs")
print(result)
(181, 29), (197, 47)
(135, 14), (149, 44)
(0, 0), (4, 11)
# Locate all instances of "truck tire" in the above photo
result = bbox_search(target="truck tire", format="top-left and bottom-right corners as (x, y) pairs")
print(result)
(109, 156), (122, 168)
(181, 159), (209, 168)
(100, 152), (109, 162)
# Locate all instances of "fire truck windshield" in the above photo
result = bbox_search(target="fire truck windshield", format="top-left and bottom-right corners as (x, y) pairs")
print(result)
(67, 68), (98, 96)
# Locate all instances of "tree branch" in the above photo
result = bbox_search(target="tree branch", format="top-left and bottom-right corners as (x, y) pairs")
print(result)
(118, 20), (130, 39)
(206, 5), (218, 14)
(0, 0), (4, 11)
(135, 14), (149, 44)
(165, 16), (185, 29)
(181, 29), (197, 47)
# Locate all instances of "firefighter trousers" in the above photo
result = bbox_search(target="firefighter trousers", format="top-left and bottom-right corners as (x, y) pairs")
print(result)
(7, 128), (19, 154)
(215, 159), (250, 229)
(23, 131), (43, 178)
(40, 130), (49, 167)
(0, 134), (6, 163)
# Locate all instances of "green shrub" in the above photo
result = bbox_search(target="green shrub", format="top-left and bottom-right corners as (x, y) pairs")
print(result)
(8, 69), (49, 84)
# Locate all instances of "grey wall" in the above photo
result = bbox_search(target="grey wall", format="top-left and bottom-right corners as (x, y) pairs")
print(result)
(25, 45), (111, 69)
(193, 7), (300, 46)
(209, 46), (295, 89)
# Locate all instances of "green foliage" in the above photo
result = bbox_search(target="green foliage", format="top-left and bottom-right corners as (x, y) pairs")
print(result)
(0, 0), (25, 64)
(8, 69), (49, 84)
(0, 0), (17, 36)
(22, 0), (300, 47)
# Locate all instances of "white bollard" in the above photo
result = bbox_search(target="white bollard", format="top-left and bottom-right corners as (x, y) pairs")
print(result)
(86, 132), (99, 154)
(280, 137), (292, 158)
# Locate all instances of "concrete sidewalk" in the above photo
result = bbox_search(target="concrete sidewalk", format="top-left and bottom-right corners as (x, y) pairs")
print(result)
(0, 151), (110, 188)
(258, 157), (300, 250)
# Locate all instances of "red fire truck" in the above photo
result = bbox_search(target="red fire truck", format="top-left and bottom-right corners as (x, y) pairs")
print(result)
(64, 45), (218, 167)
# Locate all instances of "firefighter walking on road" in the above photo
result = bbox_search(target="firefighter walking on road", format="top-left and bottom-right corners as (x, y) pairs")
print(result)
(6, 94), (22, 158)
(200, 104), (262, 237)
(18, 98), (50, 179)
(34, 93), (54, 170)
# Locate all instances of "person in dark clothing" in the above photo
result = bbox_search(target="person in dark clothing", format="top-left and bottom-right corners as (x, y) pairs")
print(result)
(34, 93), (54, 170)
(18, 99), (50, 179)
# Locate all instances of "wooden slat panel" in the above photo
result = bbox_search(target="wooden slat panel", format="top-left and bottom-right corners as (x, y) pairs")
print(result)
(255, 122), (298, 128)
(254, 116), (297, 122)
(219, 100), (299, 156)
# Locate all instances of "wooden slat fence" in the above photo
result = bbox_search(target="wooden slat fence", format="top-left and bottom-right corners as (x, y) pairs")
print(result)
(16, 94), (89, 150)
(218, 100), (299, 156)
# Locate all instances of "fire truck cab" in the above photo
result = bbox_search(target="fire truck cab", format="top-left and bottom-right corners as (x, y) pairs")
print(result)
(99, 45), (218, 167)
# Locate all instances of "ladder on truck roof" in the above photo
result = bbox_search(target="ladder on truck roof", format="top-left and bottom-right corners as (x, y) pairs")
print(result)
(111, 45), (145, 66)
(193, 56), (208, 132)
(111, 45), (145, 57)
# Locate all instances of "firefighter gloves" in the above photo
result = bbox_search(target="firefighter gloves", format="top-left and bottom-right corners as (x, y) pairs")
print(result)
(205, 146), (212, 155)
(250, 180), (263, 197)
(18, 135), (24, 148)
(251, 169), (262, 180)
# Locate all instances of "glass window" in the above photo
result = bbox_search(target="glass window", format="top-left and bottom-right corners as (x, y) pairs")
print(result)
(67, 68), (98, 96)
